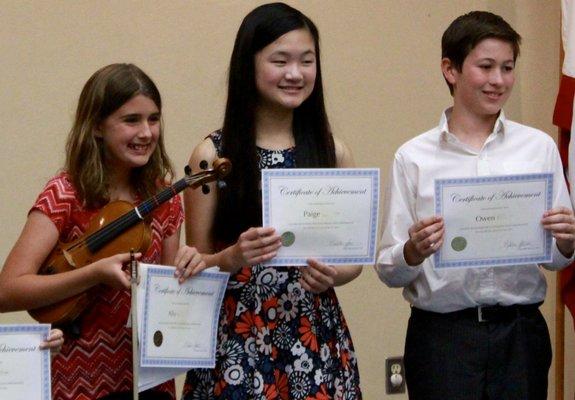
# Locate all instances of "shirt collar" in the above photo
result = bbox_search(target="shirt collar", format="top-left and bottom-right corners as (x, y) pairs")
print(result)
(439, 107), (507, 142)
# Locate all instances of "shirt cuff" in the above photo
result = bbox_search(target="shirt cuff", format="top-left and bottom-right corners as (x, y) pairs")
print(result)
(374, 244), (422, 287)
(544, 240), (575, 271)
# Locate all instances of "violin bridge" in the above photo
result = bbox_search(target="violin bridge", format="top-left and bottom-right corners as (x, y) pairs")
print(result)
(62, 249), (77, 268)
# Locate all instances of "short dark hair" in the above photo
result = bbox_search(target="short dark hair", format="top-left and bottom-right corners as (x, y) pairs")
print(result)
(441, 11), (521, 94)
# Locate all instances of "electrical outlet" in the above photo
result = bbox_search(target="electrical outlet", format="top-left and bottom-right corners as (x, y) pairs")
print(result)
(385, 356), (406, 394)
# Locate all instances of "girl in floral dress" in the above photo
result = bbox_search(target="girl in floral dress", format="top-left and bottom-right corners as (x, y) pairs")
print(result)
(0, 63), (204, 400)
(180, 3), (362, 399)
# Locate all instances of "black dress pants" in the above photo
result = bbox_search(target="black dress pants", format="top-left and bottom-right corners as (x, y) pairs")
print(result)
(404, 304), (551, 400)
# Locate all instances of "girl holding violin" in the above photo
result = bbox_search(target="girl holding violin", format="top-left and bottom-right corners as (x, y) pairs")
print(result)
(181, 3), (362, 399)
(0, 63), (204, 400)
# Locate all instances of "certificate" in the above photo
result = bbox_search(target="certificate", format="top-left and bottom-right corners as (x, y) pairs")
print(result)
(0, 324), (51, 400)
(139, 264), (229, 369)
(261, 168), (380, 266)
(433, 173), (553, 269)
(135, 264), (189, 392)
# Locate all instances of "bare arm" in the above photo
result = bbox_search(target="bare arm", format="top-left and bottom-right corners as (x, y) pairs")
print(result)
(161, 228), (181, 266)
(0, 211), (133, 312)
(184, 139), (219, 255)
(300, 137), (362, 292)
(181, 138), (281, 276)
(333, 137), (362, 284)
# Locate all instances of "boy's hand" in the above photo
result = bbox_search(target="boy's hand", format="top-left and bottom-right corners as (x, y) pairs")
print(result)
(404, 216), (445, 266)
(542, 207), (575, 257)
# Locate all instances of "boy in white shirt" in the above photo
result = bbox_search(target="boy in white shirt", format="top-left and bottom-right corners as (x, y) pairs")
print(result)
(376, 11), (575, 400)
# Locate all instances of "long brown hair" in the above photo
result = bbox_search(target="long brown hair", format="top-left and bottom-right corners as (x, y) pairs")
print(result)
(65, 63), (174, 208)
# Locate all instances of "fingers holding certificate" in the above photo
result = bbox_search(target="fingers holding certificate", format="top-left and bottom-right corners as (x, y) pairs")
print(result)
(231, 227), (282, 267)
(541, 206), (575, 257)
(261, 168), (380, 266)
(404, 216), (445, 266)
(433, 173), (553, 269)
(0, 324), (51, 400)
(299, 259), (338, 293)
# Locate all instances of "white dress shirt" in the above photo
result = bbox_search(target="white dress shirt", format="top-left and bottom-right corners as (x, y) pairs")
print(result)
(375, 108), (574, 313)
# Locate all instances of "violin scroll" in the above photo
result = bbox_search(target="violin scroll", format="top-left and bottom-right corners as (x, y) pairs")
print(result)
(184, 157), (231, 193)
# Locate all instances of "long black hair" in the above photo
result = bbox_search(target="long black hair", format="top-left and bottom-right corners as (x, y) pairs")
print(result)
(214, 2), (336, 244)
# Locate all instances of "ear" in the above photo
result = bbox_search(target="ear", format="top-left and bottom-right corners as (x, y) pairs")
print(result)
(94, 126), (103, 139)
(441, 57), (458, 86)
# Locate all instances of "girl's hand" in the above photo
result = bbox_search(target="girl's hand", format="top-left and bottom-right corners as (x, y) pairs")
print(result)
(94, 252), (137, 289)
(39, 328), (64, 356)
(299, 259), (338, 294)
(173, 245), (206, 283)
(404, 216), (444, 266)
(542, 207), (575, 257)
(226, 227), (282, 271)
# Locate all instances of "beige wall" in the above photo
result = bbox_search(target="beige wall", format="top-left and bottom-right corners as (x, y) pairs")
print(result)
(0, 0), (573, 398)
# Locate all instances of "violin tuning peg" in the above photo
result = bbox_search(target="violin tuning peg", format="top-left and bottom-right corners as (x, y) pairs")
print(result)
(199, 160), (208, 170)
(202, 184), (210, 194)
(217, 180), (227, 190)
(184, 165), (192, 175)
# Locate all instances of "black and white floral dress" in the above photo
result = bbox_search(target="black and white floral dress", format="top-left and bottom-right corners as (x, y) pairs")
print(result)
(183, 131), (362, 400)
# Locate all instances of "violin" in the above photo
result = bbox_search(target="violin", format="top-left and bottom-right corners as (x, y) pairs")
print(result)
(28, 158), (231, 325)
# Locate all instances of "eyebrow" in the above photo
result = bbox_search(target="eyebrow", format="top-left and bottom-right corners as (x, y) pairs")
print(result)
(271, 49), (316, 57)
(477, 57), (514, 64)
(121, 112), (161, 118)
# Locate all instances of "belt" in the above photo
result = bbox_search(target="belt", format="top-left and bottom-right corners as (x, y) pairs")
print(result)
(412, 302), (542, 323)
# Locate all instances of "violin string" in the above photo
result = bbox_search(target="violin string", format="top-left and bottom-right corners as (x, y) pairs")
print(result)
(85, 177), (192, 250)
(87, 212), (141, 251)
(71, 174), (204, 252)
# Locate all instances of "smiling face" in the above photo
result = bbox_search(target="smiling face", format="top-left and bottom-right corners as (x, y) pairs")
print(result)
(97, 94), (160, 174)
(254, 28), (317, 112)
(444, 38), (515, 119)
